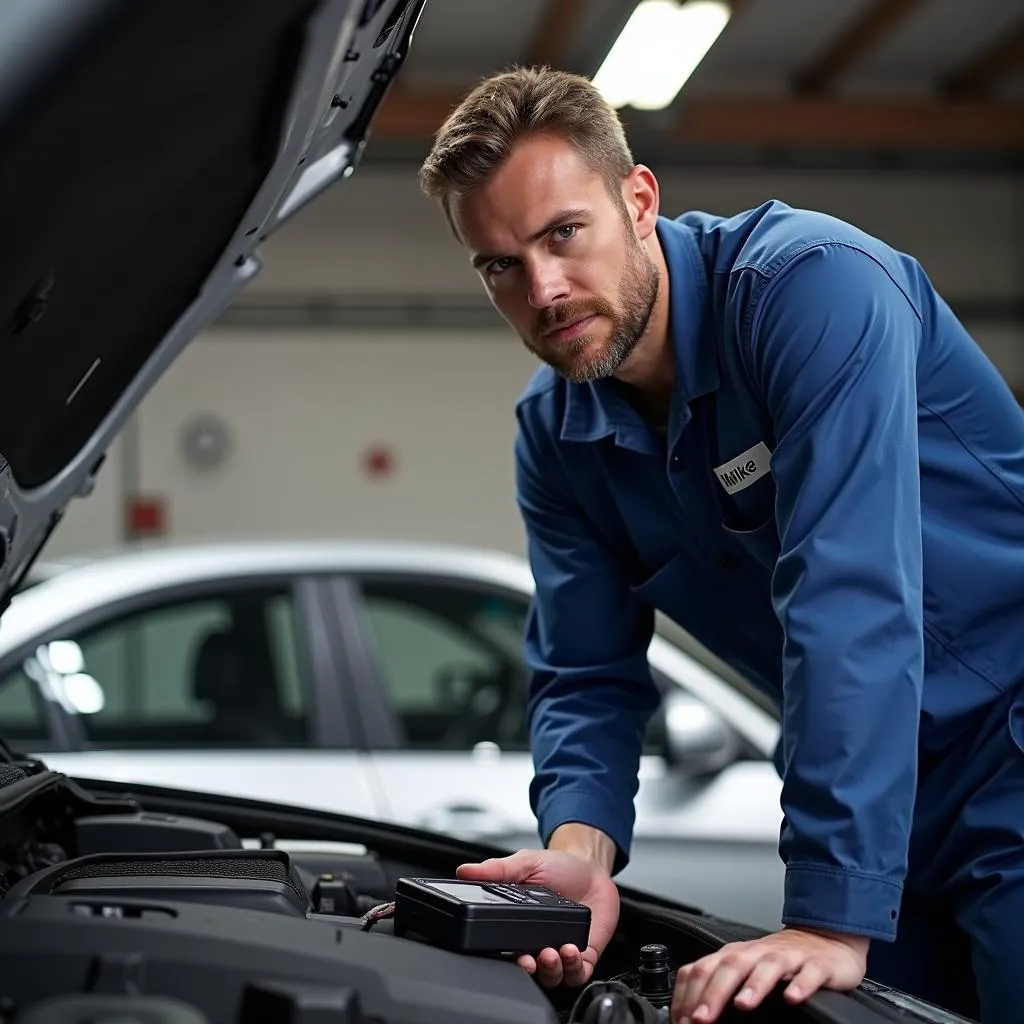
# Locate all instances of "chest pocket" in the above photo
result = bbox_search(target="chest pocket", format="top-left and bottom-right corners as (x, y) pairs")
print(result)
(702, 398), (781, 572)
(722, 503), (780, 571)
(721, 489), (780, 571)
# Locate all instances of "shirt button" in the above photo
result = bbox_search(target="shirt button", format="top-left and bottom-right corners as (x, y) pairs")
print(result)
(719, 552), (739, 570)
(670, 454), (683, 470)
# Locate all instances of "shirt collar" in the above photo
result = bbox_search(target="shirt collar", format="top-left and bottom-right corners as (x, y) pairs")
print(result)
(560, 215), (719, 452)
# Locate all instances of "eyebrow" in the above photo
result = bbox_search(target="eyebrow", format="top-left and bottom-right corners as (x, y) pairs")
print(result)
(471, 207), (590, 269)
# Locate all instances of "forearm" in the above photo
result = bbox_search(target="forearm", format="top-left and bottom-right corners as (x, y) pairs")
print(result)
(528, 669), (657, 875)
(515, 413), (658, 878)
(548, 822), (617, 875)
(750, 243), (926, 940)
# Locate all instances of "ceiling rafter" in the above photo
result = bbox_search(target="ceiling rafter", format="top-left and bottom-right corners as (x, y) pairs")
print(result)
(672, 95), (1024, 148)
(372, 86), (1024, 151)
(940, 18), (1024, 99)
(793, 0), (924, 94)
(524, 0), (592, 67)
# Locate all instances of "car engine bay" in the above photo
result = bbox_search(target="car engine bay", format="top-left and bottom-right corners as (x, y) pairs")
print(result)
(0, 761), (934, 1024)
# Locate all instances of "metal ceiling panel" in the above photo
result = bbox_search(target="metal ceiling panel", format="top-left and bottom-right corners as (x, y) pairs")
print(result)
(845, 0), (1023, 85)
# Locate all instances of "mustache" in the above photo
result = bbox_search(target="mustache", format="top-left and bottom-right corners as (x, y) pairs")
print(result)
(536, 299), (614, 336)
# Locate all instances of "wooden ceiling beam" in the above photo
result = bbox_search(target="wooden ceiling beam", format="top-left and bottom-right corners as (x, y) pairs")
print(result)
(371, 87), (1024, 151)
(525, 0), (592, 67)
(940, 19), (1024, 99)
(672, 95), (1024, 149)
(793, 0), (924, 94)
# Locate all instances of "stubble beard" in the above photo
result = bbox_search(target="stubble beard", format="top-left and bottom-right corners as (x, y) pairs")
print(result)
(527, 233), (660, 385)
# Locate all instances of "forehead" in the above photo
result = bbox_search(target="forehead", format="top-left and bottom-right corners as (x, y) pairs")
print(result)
(451, 135), (608, 250)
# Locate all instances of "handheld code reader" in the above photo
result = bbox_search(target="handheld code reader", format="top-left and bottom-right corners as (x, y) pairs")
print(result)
(393, 877), (591, 955)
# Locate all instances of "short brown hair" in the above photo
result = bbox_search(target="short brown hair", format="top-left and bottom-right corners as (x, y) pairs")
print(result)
(418, 65), (635, 220)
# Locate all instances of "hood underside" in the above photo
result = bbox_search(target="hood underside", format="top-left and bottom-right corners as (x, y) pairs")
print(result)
(0, 0), (424, 614)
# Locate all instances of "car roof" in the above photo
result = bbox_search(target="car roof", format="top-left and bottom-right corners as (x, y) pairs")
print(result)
(5, 539), (539, 644)
(0, 537), (781, 754)
(21, 537), (537, 591)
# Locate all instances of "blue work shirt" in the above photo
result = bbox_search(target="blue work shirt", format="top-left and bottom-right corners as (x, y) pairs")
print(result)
(514, 201), (1024, 942)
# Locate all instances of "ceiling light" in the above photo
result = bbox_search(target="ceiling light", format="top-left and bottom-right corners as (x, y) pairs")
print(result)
(593, 0), (732, 111)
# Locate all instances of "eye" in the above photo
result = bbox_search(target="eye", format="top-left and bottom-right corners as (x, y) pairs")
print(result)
(553, 224), (578, 242)
(487, 256), (516, 275)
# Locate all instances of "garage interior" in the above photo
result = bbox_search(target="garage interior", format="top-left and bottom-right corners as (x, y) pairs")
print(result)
(43, 0), (1023, 563)
(0, 5), (1022, 1021)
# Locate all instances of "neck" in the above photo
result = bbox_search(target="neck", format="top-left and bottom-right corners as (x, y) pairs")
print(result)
(612, 238), (673, 416)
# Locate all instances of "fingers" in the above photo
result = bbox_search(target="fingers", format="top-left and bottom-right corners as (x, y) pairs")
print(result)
(674, 946), (788, 1023)
(457, 849), (539, 882)
(456, 858), (509, 880)
(674, 947), (833, 1023)
(516, 953), (537, 974)
(688, 956), (755, 1022)
(732, 955), (794, 1012)
(530, 944), (591, 988)
(784, 958), (830, 1004)
(535, 947), (564, 987)
(674, 957), (717, 1023)
(559, 943), (590, 987)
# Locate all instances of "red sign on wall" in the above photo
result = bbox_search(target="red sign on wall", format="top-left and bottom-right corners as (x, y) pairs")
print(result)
(125, 495), (167, 538)
(362, 443), (396, 479)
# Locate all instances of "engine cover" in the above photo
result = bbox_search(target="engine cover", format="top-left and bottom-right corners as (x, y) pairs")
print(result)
(0, 889), (558, 1023)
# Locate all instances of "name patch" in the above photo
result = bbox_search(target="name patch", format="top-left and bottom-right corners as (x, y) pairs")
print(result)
(713, 441), (772, 495)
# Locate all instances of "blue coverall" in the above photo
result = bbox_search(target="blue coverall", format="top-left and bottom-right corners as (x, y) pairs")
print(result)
(514, 201), (1024, 1022)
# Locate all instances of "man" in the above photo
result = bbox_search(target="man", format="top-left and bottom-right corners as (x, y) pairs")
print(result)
(418, 65), (1024, 1024)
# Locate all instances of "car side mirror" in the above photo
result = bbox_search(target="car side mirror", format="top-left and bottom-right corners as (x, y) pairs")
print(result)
(661, 691), (740, 776)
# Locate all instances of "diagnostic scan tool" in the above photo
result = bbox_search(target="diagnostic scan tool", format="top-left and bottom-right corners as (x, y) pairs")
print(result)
(393, 877), (592, 955)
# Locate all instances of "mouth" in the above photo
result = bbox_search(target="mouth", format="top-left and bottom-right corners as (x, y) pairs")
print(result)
(543, 314), (597, 344)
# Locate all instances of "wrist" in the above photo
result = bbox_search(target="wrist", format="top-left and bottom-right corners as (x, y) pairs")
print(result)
(547, 823), (616, 875)
(787, 925), (871, 955)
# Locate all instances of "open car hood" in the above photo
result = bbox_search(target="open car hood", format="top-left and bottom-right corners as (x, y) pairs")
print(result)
(0, 764), (978, 1023)
(0, 0), (425, 615)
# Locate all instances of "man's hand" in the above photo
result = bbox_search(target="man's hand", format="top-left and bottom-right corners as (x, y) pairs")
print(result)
(672, 926), (869, 1023)
(456, 845), (619, 989)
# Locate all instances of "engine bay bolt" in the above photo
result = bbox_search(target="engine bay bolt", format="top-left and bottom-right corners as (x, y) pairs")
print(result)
(638, 943), (673, 1007)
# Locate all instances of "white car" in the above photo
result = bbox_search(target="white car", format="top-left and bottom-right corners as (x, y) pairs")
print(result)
(0, 539), (786, 928)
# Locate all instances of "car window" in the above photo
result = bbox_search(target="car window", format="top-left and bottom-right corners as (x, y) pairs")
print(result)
(3, 586), (314, 749)
(357, 580), (676, 755)
(359, 581), (533, 751)
(0, 666), (51, 749)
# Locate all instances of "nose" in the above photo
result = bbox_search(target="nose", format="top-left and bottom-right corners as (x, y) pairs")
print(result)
(526, 259), (569, 310)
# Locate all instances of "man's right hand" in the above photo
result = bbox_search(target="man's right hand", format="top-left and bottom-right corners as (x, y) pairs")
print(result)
(456, 836), (620, 988)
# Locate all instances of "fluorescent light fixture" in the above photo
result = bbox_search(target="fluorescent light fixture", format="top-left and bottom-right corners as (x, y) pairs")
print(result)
(593, 0), (732, 111)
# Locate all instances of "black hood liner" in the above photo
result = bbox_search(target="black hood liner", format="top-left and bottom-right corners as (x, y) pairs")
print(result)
(0, 0), (316, 489)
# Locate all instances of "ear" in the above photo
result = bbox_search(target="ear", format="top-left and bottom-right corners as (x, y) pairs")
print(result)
(622, 165), (660, 240)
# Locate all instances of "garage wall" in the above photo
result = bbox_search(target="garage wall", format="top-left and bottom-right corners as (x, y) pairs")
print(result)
(39, 165), (1024, 561)
(138, 329), (537, 553)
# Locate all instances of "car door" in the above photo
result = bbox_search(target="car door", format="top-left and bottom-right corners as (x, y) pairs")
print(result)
(335, 575), (541, 849)
(617, 683), (785, 930)
(338, 571), (786, 931)
(0, 575), (382, 819)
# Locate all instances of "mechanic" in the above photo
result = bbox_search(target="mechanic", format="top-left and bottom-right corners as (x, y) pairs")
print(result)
(417, 66), (1024, 1024)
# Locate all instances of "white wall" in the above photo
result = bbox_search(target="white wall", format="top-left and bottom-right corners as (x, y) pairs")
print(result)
(39, 165), (1024, 560)
(42, 329), (541, 560)
(134, 328), (538, 553)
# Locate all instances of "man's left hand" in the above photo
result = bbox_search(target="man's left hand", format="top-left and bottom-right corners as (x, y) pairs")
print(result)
(671, 926), (869, 1023)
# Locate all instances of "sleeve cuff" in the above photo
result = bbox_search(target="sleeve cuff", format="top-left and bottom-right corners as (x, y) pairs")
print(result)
(782, 862), (903, 941)
(536, 787), (633, 876)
